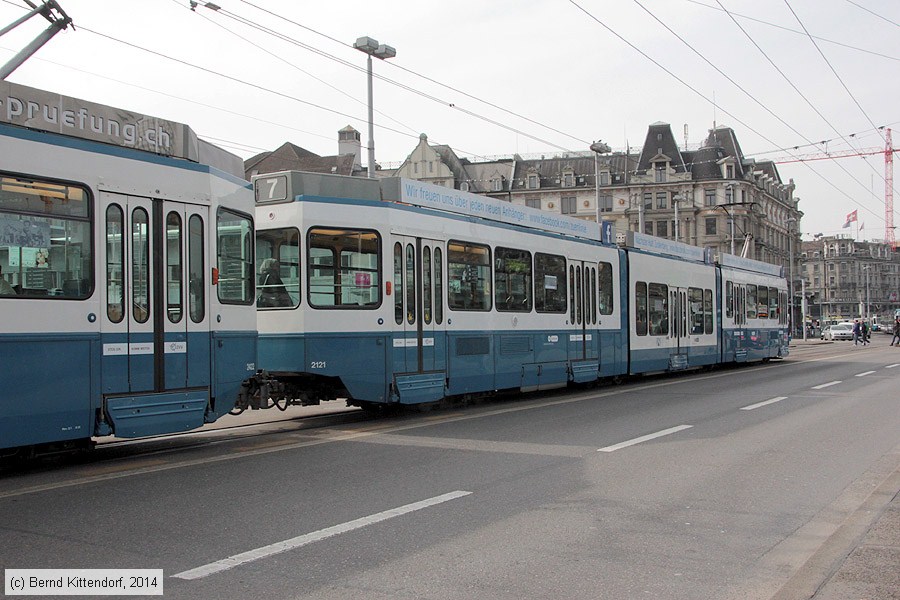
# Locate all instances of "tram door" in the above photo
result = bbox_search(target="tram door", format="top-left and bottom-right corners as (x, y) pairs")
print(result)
(568, 261), (599, 361)
(391, 235), (446, 375)
(670, 287), (689, 354)
(100, 192), (209, 395)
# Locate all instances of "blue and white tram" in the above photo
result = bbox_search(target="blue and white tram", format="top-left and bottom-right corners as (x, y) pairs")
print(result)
(252, 172), (627, 408)
(623, 232), (719, 373)
(251, 171), (791, 412)
(718, 253), (789, 362)
(0, 82), (256, 454)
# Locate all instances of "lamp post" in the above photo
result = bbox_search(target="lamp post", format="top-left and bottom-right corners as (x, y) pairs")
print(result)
(590, 141), (611, 223)
(672, 193), (683, 242)
(862, 264), (871, 323)
(787, 217), (797, 336)
(353, 36), (396, 179)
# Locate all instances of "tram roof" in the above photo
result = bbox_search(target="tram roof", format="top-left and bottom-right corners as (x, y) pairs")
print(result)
(0, 81), (243, 177)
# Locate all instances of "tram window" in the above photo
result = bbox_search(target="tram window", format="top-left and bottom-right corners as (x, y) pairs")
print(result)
(757, 286), (768, 319)
(0, 174), (92, 299)
(434, 247), (443, 325)
(635, 281), (648, 336)
(448, 240), (491, 311)
(648, 283), (668, 336)
(725, 281), (733, 319)
(689, 287), (704, 334)
(406, 243), (416, 324)
(166, 211), (183, 323)
(255, 227), (300, 309)
(308, 228), (381, 309)
(423, 246), (432, 325)
(216, 208), (254, 305)
(535, 253), (566, 313)
(769, 286), (778, 319)
(188, 215), (205, 323)
(494, 246), (532, 312)
(746, 285), (757, 320)
(575, 266), (583, 325)
(393, 242), (402, 324)
(704, 288), (713, 334)
(590, 267), (597, 324)
(598, 261), (613, 315)
(106, 204), (124, 322)
(132, 207), (150, 323)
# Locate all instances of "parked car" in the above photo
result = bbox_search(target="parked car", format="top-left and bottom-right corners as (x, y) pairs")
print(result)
(821, 323), (854, 341)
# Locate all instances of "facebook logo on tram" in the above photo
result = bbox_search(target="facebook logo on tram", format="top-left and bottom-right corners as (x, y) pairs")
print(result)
(601, 221), (615, 245)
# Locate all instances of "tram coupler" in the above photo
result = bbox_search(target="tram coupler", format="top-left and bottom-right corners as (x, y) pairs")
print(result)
(234, 370), (286, 413)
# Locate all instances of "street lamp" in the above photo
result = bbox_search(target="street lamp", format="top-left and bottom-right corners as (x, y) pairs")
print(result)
(787, 216), (797, 336)
(590, 140), (611, 223)
(353, 36), (396, 179)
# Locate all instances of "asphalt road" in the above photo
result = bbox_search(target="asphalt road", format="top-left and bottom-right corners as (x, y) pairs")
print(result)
(2, 339), (899, 600)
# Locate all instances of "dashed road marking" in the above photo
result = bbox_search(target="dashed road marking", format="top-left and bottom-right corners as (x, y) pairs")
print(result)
(173, 490), (473, 580)
(741, 396), (788, 411)
(811, 381), (842, 390)
(855, 371), (876, 377)
(598, 425), (693, 453)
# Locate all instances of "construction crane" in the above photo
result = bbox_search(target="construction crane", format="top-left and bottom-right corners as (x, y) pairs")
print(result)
(772, 131), (897, 248)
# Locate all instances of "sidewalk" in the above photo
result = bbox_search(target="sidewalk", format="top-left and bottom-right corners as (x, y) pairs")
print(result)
(812, 479), (900, 600)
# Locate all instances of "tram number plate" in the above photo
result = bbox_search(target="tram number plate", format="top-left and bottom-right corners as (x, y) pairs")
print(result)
(310, 361), (327, 369)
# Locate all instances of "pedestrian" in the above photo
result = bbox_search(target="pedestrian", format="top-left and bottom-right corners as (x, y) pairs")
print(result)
(861, 320), (870, 345)
(852, 319), (862, 345)
(891, 317), (900, 347)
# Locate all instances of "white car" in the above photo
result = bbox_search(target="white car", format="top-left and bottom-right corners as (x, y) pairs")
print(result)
(822, 323), (854, 341)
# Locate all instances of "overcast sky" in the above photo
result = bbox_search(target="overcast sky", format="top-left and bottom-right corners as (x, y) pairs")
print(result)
(1, 0), (897, 241)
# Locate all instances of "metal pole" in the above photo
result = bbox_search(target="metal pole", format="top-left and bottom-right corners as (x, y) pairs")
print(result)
(0, 20), (65, 80)
(802, 278), (807, 340)
(674, 195), (679, 242)
(594, 151), (600, 223)
(365, 53), (375, 179)
(788, 232), (794, 336)
(730, 211), (735, 255)
(638, 195), (645, 234)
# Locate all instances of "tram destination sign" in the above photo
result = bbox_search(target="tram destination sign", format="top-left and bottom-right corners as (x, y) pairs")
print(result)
(0, 81), (200, 161)
(383, 178), (602, 242)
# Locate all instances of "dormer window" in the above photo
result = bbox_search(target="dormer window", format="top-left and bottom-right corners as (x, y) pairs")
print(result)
(563, 172), (574, 187)
(726, 165), (734, 179)
(492, 178), (503, 192)
(599, 171), (609, 186)
(654, 163), (667, 183)
(460, 182), (470, 192)
(527, 174), (539, 189)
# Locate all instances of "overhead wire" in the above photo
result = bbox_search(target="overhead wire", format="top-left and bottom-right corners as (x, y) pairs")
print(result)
(234, 0), (594, 149)
(569, 0), (888, 226)
(192, 0), (577, 153)
(711, 0), (891, 221)
(782, 0), (895, 200)
(685, 0), (900, 62)
(844, 0), (900, 29)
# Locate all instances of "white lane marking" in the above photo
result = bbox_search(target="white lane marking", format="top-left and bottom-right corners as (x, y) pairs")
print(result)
(885, 364), (900, 369)
(172, 490), (472, 580)
(855, 371), (876, 377)
(811, 381), (842, 390)
(598, 425), (693, 453)
(741, 396), (788, 411)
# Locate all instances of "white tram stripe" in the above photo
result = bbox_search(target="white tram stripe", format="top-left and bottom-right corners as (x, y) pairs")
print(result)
(741, 396), (788, 411)
(855, 371), (876, 377)
(597, 425), (693, 453)
(811, 381), (842, 390)
(172, 490), (472, 580)
(885, 364), (900, 369)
